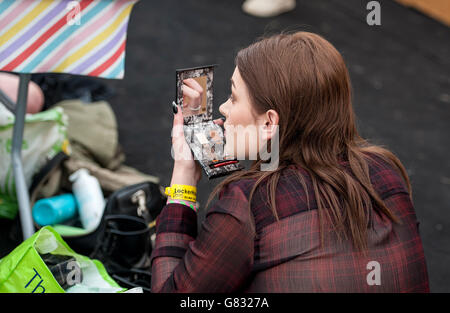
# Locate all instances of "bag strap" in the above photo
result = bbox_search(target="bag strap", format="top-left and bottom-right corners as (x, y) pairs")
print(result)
(29, 151), (69, 206)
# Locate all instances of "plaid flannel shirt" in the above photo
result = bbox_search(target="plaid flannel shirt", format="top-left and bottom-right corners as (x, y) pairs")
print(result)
(150, 153), (429, 292)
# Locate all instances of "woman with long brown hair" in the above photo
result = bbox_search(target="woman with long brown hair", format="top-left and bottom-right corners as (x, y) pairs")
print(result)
(150, 31), (429, 292)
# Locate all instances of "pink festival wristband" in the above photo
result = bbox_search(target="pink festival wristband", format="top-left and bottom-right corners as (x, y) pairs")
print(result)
(167, 199), (198, 212)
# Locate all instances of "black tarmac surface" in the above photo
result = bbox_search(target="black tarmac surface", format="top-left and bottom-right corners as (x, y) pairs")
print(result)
(2, 0), (449, 292)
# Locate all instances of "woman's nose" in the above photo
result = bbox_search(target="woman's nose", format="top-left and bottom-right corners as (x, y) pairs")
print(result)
(219, 101), (228, 118)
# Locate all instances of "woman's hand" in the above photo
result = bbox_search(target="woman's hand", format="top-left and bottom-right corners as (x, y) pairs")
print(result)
(182, 78), (203, 113)
(170, 103), (202, 187)
(170, 104), (226, 188)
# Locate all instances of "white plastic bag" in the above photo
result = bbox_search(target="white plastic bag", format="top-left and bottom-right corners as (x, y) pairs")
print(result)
(0, 102), (69, 219)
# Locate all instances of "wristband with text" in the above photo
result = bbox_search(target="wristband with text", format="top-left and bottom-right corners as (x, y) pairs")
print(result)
(164, 184), (197, 202)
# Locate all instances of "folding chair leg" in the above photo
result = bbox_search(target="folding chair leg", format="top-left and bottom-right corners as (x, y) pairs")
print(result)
(0, 88), (15, 113)
(11, 73), (34, 240)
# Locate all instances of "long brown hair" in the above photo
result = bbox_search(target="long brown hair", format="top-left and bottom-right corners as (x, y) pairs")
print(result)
(206, 31), (412, 251)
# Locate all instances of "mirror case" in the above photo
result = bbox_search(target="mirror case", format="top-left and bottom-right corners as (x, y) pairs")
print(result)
(176, 65), (244, 179)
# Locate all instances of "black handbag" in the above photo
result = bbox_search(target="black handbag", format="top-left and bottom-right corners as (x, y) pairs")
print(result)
(86, 182), (166, 292)
(104, 181), (165, 225)
(64, 181), (166, 256)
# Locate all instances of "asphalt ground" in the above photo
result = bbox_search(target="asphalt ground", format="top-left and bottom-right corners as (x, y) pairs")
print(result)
(1, 0), (449, 292)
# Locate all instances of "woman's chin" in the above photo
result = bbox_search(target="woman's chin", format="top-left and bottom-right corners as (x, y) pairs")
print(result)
(223, 144), (236, 160)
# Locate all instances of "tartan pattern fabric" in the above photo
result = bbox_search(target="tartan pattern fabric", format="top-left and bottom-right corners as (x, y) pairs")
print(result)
(150, 153), (429, 292)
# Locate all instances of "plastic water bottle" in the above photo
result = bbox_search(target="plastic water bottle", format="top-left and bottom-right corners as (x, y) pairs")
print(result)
(69, 169), (105, 232)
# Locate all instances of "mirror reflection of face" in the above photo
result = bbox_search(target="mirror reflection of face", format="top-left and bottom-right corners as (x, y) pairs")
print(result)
(182, 76), (207, 117)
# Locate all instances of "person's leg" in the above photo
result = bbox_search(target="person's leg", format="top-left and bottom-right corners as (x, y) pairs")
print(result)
(0, 72), (44, 113)
(242, 0), (296, 18)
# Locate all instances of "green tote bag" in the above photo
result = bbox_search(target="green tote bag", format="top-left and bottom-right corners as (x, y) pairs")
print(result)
(0, 226), (125, 293)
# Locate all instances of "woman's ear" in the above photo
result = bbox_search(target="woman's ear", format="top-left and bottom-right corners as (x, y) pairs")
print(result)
(261, 109), (279, 141)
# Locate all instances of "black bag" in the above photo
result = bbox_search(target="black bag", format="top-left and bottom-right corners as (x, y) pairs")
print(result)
(86, 182), (166, 292)
(65, 181), (166, 257)
(104, 181), (165, 224)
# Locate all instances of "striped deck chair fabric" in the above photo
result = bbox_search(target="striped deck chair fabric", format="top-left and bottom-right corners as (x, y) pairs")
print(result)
(0, 0), (139, 79)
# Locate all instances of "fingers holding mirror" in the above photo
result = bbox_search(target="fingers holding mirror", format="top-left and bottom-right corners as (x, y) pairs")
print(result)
(181, 76), (207, 117)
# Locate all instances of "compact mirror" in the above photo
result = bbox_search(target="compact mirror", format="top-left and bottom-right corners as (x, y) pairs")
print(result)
(174, 65), (244, 179)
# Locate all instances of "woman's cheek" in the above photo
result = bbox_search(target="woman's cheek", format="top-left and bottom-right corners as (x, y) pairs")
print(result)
(224, 127), (247, 159)
(224, 129), (236, 158)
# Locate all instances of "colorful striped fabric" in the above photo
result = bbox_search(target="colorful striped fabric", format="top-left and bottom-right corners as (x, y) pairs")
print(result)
(0, 0), (139, 79)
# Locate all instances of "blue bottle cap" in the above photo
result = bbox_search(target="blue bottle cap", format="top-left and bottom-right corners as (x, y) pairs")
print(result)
(33, 201), (57, 226)
(32, 194), (78, 226)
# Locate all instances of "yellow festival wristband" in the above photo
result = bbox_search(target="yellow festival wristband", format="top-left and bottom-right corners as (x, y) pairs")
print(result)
(164, 184), (197, 202)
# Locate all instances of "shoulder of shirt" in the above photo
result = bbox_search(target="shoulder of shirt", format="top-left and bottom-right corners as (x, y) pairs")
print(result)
(360, 151), (410, 198)
(206, 178), (256, 221)
(218, 178), (256, 200)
